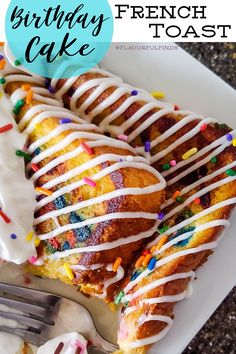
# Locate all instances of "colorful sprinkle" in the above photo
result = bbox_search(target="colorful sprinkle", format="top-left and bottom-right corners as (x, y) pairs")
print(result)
(194, 197), (201, 205)
(200, 123), (207, 132)
(174, 104), (180, 111)
(131, 90), (138, 96)
(28, 256), (37, 264)
(148, 257), (157, 270)
(144, 141), (151, 153)
(176, 196), (184, 203)
(158, 225), (169, 234)
(14, 59), (22, 66)
(0, 78), (6, 84)
(211, 157), (217, 163)
(80, 142), (93, 155)
(0, 59), (6, 70)
(232, 139), (236, 147)
(182, 147), (198, 160)
(115, 290), (125, 304)
(142, 254), (152, 267)
(0, 42), (5, 47)
(113, 257), (122, 272)
(60, 118), (72, 124)
(162, 163), (170, 171)
(151, 91), (165, 99)
(48, 85), (55, 94)
(0, 208), (11, 223)
(13, 99), (25, 114)
(0, 124), (13, 133)
(135, 255), (145, 269)
(54, 342), (64, 354)
(26, 89), (33, 105)
(10, 233), (17, 240)
(0, 55), (4, 60)
(31, 163), (40, 172)
(21, 84), (31, 91)
(156, 235), (168, 250)
(117, 134), (128, 142)
(142, 250), (150, 256)
(226, 133), (233, 141)
(63, 263), (74, 280)
(34, 238), (40, 247)
(0, 92), (2, 99)
(16, 150), (32, 161)
(226, 169), (236, 176)
(172, 190), (181, 200)
(156, 212), (165, 220)
(131, 270), (140, 281)
(83, 177), (96, 187)
(170, 160), (177, 167)
(26, 231), (33, 241)
(35, 187), (53, 196)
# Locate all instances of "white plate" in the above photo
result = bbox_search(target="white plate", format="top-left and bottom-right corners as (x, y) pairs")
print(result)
(1, 43), (236, 354)
(101, 43), (236, 354)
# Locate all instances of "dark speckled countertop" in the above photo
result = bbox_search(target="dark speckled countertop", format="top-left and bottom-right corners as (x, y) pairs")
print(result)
(179, 43), (236, 354)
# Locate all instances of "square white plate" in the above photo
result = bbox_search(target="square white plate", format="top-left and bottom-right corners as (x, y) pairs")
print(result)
(0, 43), (236, 354)
(101, 43), (236, 354)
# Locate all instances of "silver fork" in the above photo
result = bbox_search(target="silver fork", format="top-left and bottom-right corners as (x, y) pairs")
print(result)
(0, 282), (118, 354)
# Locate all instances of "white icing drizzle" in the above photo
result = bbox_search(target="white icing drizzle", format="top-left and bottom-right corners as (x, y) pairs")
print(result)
(50, 69), (236, 347)
(1, 50), (166, 296)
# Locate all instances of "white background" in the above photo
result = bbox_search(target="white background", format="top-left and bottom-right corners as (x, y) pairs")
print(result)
(0, 0), (236, 42)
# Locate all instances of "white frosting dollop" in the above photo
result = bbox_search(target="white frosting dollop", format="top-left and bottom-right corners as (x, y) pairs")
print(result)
(0, 60), (36, 263)
(37, 332), (88, 354)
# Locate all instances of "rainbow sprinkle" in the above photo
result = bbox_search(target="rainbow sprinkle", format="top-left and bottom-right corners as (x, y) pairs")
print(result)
(63, 263), (74, 280)
(0, 124), (13, 133)
(135, 255), (145, 269)
(194, 197), (201, 205)
(182, 147), (198, 160)
(0, 208), (11, 223)
(34, 238), (40, 247)
(26, 90), (33, 105)
(156, 212), (165, 220)
(35, 187), (53, 196)
(232, 139), (236, 147)
(26, 231), (33, 241)
(80, 142), (93, 155)
(172, 190), (181, 200)
(60, 118), (72, 124)
(211, 157), (217, 163)
(142, 254), (151, 267)
(10, 233), (17, 240)
(16, 150), (32, 161)
(117, 134), (128, 142)
(115, 290), (124, 304)
(54, 342), (64, 354)
(162, 163), (170, 171)
(226, 133), (233, 141)
(28, 256), (37, 264)
(174, 104), (180, 111)
(131, 89), (138, 96)
(21, 84), (31, 91)
(13, 99), (25, 115)
(144, 141), (151, 153)
(156, 235), (168, 250)
(48, 86), (55, 94)
(0, 78), (6, 84)
(158, 225), (169, 234)
(31, 163), (40, 172)
(83, 177), (96, 187)
(113, 257), (122, 272)
(226, 169), (236, 176)
(148, 257), (157, 270)
(170, 160), (177, 167)
(200, 123), (207, 132)
(151, 91), (165, 99)
(0, 59), (6, 70)
(14, 59), (22, 66)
